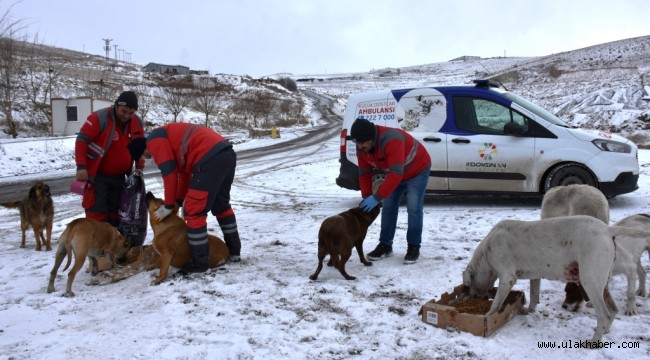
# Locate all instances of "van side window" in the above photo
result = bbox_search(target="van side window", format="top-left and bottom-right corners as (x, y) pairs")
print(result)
(453, 96), (528, 135)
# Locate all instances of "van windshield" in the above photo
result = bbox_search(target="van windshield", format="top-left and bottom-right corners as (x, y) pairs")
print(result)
(503, 92), (570, 127)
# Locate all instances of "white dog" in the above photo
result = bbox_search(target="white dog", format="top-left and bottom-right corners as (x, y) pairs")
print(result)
(581, 214), (650, 315)
(539, 184), (612, 312)
(615, 214), (650, 297)
(559, 226), (649, 315)
(463, 215), (618, 342)
(540, 184), (609, 223)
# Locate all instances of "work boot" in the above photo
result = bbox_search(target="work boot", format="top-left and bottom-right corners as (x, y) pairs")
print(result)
(404, 245), (420, 264)
(177, 261), (209, 276)
(177, 241), (209, 275)
(225, 234), (241, 263)
(219, 215), (241, 262)
(367, 243), (393, 261)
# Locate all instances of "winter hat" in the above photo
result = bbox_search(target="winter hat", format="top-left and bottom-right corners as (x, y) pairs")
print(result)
(115, 91), (138, 110)
(127, 137), (147, 161)
(350, 117), (376, 142)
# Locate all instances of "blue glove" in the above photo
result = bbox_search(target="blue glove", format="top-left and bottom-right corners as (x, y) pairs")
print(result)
(359, 196), (379, 212)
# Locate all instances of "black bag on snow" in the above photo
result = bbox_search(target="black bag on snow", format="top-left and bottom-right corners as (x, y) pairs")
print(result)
(118, 173), (148, 247)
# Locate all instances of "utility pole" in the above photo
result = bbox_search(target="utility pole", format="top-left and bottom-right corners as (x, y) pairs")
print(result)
(113, 44), (119, 60)
(102, 38), (112, 59)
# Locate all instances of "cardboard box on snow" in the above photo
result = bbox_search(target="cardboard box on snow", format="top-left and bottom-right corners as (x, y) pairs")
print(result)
(420, 285), (526, 337)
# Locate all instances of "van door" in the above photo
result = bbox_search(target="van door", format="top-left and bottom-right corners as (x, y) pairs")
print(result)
(395, 89), (448, 190)
(447, 96), (535, 192)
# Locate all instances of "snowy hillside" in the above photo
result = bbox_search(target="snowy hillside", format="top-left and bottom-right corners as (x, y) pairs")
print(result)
(298, 35), (650, 146)
(0, 35), (648, 145)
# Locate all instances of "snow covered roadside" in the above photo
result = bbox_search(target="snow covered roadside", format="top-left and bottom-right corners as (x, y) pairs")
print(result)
(0, 127), (310, 182)
(0, 129), (649, 359)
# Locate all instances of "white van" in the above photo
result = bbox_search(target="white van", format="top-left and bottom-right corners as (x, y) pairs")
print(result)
(336, 80), (639, 198)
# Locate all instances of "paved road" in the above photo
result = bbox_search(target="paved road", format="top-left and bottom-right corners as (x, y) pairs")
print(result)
(0, 90), (341, 203)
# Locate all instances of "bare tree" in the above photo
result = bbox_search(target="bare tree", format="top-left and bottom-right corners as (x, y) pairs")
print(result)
(193, 79), (220, 127)
(277, 77), (298, 92)
(0, 30), (27, 138)
(230, 90), (280, 128)
(20, 36), (61, 134)
(228, 95), (255, 128)
(133, 84), (155, 127)
(159, 85), (194, 122)
(0, 2), (26, 137)
(0, 1), (23, 38)
(231, 91), (270, 128)
(219, 110), (247, 131)
(251, 91), (276, 128)
(275, 98), (308, 127)
(82, 78), (115, 100)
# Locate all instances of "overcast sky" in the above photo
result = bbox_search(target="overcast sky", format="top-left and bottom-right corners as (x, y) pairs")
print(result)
(5, 0), (649, 77)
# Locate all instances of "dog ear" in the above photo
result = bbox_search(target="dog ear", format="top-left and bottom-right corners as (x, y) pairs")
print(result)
(114, 228), (131, 248)
(29, 185), (38, 200)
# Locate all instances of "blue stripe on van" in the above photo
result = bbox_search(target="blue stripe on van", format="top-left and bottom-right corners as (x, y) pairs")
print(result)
(390, 86), (515, 135)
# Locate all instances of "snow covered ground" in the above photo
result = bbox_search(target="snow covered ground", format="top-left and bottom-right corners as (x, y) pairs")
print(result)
(1, 115), (650, 359)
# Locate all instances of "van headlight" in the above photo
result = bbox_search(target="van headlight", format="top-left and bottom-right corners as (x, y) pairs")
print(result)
(592, 139), (632, 153)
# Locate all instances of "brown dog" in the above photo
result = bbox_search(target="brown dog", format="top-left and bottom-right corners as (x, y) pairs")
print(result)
(47, 218), (131, 297)
(145, 192), (229, 284)
(310, 206), (381, 281)
(1, 181), (54, 251)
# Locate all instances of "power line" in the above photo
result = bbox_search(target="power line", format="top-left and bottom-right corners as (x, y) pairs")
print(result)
(102, 38), (112, 59)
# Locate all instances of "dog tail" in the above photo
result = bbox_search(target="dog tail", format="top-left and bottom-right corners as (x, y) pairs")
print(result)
(604, 287), (618, 314)
(0, 200), (21, 209)
(62, 249), (73, 271)
(609, 225), (650, 238)
(61, 227), (73, 272)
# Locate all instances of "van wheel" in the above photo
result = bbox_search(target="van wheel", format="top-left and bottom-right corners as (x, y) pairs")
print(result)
(543, 164), (597, 193)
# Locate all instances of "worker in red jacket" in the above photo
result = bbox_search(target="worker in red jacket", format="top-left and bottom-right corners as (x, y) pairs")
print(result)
(75, 91), (146, 226)
(145, 122), (241, 274)
(350, 117), (431, 264)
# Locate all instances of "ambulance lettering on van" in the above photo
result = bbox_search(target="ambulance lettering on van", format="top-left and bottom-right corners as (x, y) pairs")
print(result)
(355, 100), (397, 121)
(336, 80), (639, 198)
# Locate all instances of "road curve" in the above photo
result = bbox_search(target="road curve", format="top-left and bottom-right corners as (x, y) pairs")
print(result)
(0, 90), (342, 203)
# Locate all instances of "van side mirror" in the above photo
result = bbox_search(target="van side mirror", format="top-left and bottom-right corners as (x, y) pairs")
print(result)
(504, 122), (524, 135)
